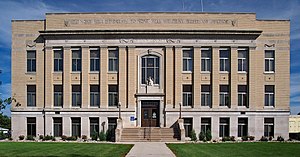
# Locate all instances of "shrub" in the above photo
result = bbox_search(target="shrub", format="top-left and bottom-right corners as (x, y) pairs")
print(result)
(213, 140), (217, 143)
(61, 135), (67, 141)
(19, 135), (25, 140)
(199, 131), (206, 141)
(189, 129), (197, 141)
(66, 136), (77, 141)
(8, 137), (13, 141)
(277, 136), (284, 142)
(222, 136), (231, 142)
(249, 136), (255, 141)
(43, 135), (54, 141)
(99, 131), (106, 141)
(39, 135), (44, 140)
(0, 131), (6, 140)
(260, 136), (268, 141)
(269, 136), (273, 141)
(82, 135), (87, 141)
(26, 135), (35, 141)
(91, 131), (98, 141)
(230, 136), (235, 141)
(206, 129), (212, 141)
(242, 136), (248, 141)
(52, 138), (56, 141)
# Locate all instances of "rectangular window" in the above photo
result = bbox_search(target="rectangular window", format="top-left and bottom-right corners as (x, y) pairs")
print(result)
(27, 50), (36, 72)
(183, 49), (193, 72)
(53, 117), (62, 137)
(238, 85), (248, 107)
(90, 48), (100, 71)
(238, 49), (248, 72)
(54, 49), (63, 72)
(90, 118), (99, 137)
(219, 118), (230, 137)
(265, 50), (275, 72)
(219, 85), (230, 107)
(54, 85), (63, 107)
(219, 48), (230, 72)
(90, 85), (100, 107)
(264, 118), (274, 137)
(265, 85), (275, 107)
(184, 118), (193, 137)
(201, 85), (211, 107)
(72, 48), (81, 72)
(108, 49), (118, 72)
(71, 118), (81, 137)
(107, 118), (117, 141)
(108, 85), (118, 107)
(201, 118), (211, 134)
(72, 85), (81, 107)
(201, 48), (211, 72)
(27, 85), (36, 107)
(183, 85), (192, 107)
(27, 117), (36, 136)
(238, 118), (248, 137)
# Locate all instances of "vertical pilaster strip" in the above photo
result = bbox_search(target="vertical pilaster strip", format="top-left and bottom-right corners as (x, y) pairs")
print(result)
(174, 46), (182, 108)
(212, 47), (220, 108)
(249, 47), (256, 109)
(127, 46), (136, 108)
(81, 46), (89, 109)
(63, 46), (71, 108)
(45, 46), (52, 108)
(36, 44), (44, 108)
(119, 46), (127, 109)
(100, 47), (108, 108)
(230, 47), (238, 109)
(165, 46), (174, 108)
(193, 47), (201, 108)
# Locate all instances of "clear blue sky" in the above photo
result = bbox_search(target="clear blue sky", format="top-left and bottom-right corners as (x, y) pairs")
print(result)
(0, 0), (299, 116)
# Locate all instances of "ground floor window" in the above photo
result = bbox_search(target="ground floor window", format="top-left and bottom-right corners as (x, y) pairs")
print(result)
(264, 118), (274, 137)
(27, 117), (36, 136)
(238, 118), (248, 137)
(107, 118), (117, 141)
(53, 117), (62, 137)
(219, 118), (230, 137)
(71, 118), (81, 137)
(90, 118), (99, 137)
(201, 118), (211, 134)
(184, 118), (193, 137)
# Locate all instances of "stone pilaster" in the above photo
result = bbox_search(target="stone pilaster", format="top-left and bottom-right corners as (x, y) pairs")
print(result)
(100, 47), (108, 108)
(45, 46), (53, 108)
(165, 46), (174, 108)
(81, 46), (89, 108)
(118, 46), (127, 109)
(174, 46), (182, 108)
(230, 47), (238, 108)
(63, 46), (71, 108)
(193, 47), (201, 108)
(212, 47), (220, 108)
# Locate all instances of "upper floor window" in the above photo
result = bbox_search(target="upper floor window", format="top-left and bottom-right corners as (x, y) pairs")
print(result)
(54, 49), (63, 72)
(201, 85), (211, 107)
(183, 49), (193, 72)
(238, 85), (248, 107)
(27, 50), (36, 72)
(219, 48), (230, 72)
(238, 49), (248, 72)
(219, 85), (230, 107)
(72, 85), (81, 107)
(108, 48), (118, 72)
(141, 55), (160, 84)
(182, 85), (192, 107)
(90, 85), (100, 107)
(201, 48), (211, 72)
(108, 85), (118, 107)
(265, 85), (275, 107)
(90, 48), (100, 72)
(265, 50), (275, 72)
(27, 85), (36, 107)
(54, 85), (63, 107)
(72, 48), (81, 72)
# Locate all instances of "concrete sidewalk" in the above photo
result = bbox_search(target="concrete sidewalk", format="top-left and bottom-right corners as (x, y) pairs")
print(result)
(125, 142), (176, 157)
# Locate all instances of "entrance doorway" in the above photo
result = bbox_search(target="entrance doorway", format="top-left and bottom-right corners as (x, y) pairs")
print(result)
(141, 100), (159, 127)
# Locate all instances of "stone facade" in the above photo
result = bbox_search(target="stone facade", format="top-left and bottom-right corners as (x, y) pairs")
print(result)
(11, 12), (290, 140)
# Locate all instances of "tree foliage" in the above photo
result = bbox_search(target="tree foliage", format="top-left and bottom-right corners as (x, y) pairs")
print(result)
(0, 114), (10, 130)
(0, 97), (13, 115)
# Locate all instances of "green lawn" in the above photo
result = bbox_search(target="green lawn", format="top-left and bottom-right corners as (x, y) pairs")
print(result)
(167, 142), (300, 157)
(0, 142), (133, 157)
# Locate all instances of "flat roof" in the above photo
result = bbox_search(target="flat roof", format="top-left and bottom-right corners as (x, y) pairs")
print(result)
(45, 12), (257, 15)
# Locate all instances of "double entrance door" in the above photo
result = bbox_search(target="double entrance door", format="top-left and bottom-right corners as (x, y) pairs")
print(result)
(141, 100), (159, 127)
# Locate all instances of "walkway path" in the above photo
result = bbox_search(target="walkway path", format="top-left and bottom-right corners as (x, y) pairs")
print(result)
(125, 142), (176, 157)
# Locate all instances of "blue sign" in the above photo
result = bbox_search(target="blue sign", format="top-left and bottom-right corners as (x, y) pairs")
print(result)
(130, 116), (135, 121)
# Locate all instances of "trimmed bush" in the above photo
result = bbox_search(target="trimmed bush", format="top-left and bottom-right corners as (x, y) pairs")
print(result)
(91, 131), (98, 141)
(206, 129), (212, 141)
(82, 135), (87, 141)
(249, 136), (255, 141)
(43, 135), (54, 141)
(26, 135), (35, 141)
(269, 136), (273, 141)
(19, 135), (25, 140)
(99, 131), (106, 141)
(189, 129), (197, 141)
(230, 136), (235, 141)
(61, 135), (67, 141)
(66, 136), (77, 141)
(199, 131), (205, 141)
(222, 136), (231, 142)
(0, 131), (6, 140)
(39, 135), (44, 140)
(260, 136), (268, 141)
(8, 137), (13, 141)
(242, 136), (248, 141)
(277, 136), (284, 142)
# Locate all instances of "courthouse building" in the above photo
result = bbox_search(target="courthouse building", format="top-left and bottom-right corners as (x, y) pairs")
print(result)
(11, 12), (290, 141)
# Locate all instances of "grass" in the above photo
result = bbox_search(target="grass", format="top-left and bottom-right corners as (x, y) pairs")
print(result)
(0, 142), (133, 157)
(167, 142), (300, 157)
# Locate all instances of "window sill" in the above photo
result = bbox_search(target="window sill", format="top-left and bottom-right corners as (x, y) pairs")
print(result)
(219, 71), (230, 74)
(182, 106), (192, 108)
(90, 106), (100, 108)
(89, 71), (100, 74)
(108, 71), (118, 74)
(264, 71), (275, 74)
(201, 71), (211, 74)
(200, 106), (211, 108)
(72, 106), (81, 108)
(264, 106), (275, 109)
(53, 106), (63, 108)
(71, 72), (81, 74)
(182, 71), (193, 74)
(237, 106), (248, 108)
(237, 71), (247, 74)
(25, 72), (36, 75)
(219, 106), (230, 108)
(53, 72), (63, 74)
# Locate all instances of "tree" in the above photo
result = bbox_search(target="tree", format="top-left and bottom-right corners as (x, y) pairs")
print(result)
(0, 97), (14, 115)
(0, 114), (11, 130)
